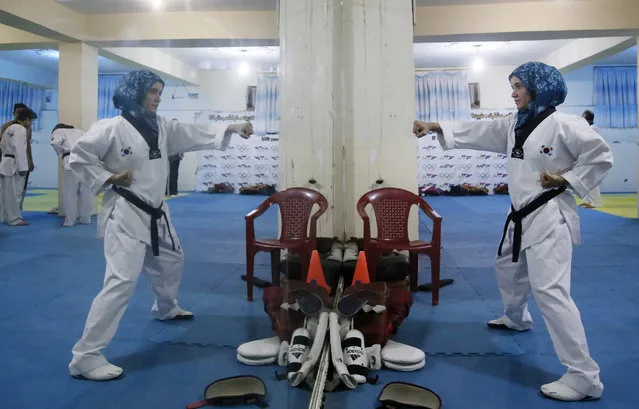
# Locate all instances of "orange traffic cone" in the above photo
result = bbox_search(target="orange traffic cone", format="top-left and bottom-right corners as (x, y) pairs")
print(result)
(351, 251), (371, 286)
(306, 250), (330, 291)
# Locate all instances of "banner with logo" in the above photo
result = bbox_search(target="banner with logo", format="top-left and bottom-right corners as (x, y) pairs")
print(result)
(197, 110), (515, 194)
(417, 110), (515, 193)
(195, 112), (279, 193)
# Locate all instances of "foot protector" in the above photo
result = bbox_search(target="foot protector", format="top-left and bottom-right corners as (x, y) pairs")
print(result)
(381, 340), (426, 372)
(237, 336), (282, 366)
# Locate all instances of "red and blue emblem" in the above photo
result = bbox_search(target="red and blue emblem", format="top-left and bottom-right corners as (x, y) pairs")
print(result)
(540, 145), (553, 157)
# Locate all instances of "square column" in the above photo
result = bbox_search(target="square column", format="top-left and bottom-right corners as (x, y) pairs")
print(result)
(278, 0), (342, 237)
(57, 42), (99, 216)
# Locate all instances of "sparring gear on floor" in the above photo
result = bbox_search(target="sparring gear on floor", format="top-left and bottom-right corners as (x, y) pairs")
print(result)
(381, 340), (426, 372)
(377, 382), (441, 409)
(289, 312), (329, 387)
(342, 329), (370, 384)
(236, 336), (281, 366)
(186, 376), (268, 409)
(286, 328), (312, 382)
(329, 312), (358, 389)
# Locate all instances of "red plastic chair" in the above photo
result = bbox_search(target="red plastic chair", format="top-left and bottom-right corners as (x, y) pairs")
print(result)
(245, 187), (329, 301)
(356, 187), (443, 305)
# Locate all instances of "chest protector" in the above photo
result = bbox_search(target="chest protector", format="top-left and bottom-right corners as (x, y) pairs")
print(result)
(341, 282), (413, 346)
(263, 280), (332, 342)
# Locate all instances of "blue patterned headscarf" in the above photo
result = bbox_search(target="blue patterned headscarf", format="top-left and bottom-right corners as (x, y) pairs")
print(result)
(112, 69), (165, 134)
(509, 62), (567, 130)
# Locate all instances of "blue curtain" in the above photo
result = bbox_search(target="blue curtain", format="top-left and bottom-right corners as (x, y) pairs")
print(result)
(593, 67), (637, 128)
(0, 79), (44, 130)
(98, 74), (122, 120)
(415, 71), (472, 122)
(255, 74), (279, 135)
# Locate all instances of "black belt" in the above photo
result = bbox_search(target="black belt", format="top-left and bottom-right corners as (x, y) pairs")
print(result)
(3, 154), (15, 158)
(112, 185), (176, 256)
(62, 152), (70, 158)
(497, 186), (567, 262)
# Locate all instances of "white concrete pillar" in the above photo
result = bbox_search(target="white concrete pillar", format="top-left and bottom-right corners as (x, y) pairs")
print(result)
(342, 0), (418, 239)
(57, 42), (99, 216)
(278, 0), (342, 237)
(278, 0), (417, 239)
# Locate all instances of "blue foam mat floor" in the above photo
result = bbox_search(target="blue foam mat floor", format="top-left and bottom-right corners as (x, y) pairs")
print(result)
(1, 193), (638, 408)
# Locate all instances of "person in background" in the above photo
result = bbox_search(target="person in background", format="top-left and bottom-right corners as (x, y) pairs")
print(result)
(50, 123), (94, 226)
(413, 62), (613, 402)
(580, 110), (603, 208)
(166, 122), (183, 197)
(0, 103), (29, 160)
(0, 108), (38, 226)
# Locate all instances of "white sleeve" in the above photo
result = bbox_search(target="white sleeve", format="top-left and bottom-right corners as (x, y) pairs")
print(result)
(69, 121), (116, 195)
(13, 126), (29, 173)
(50, 129), (67, 158)
(163, 117), (233, 156)
(559, 116), (614, 198)
(436, 115), (512, 155)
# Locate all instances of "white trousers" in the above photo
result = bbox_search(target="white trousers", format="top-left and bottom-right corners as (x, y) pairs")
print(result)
(495, 221), (603, 396)
(62, 169), (93, 226)
(583, 186), (602, 208)
(0, 174), (25, 225)
(69, 215), (184, 373)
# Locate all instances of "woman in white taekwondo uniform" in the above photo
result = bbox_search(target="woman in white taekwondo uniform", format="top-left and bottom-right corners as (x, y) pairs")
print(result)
(413, 62), (613, 402)
(50, 123), (94, 227)
(68, 70), (253, 381)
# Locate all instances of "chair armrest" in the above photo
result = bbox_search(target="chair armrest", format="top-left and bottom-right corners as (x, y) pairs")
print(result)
(308, 199), (329, 242)
(418, 199), (442, 245)
(417, 199), (442, 222)
(245, 199), (273, 221)
(356, 203), (372, 242)
(245, 198), (274, 241)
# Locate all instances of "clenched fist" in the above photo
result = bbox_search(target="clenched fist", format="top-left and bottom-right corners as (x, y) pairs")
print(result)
(413, 121), (441, 138)
(109, 170), (134, 187)
(540, 171), (567, 189)
(231, 122), (254, 140)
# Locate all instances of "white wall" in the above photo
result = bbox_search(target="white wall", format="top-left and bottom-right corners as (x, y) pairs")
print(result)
(468, 65), (517, 109)
(157, 70), (259, 191)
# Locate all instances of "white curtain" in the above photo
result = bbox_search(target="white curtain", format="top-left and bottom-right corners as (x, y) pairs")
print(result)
(0, 80), (44, 130)
(98, 74), (122, 120)
(254, 74), (279, 135)
(415, 71), (472, 122)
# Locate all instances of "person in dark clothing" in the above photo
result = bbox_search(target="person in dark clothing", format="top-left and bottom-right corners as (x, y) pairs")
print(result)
(167, 153), (183, 197)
